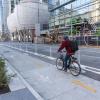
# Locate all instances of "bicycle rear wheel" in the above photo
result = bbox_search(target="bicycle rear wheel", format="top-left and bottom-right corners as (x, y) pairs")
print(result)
(69, 61), (81, 76)
(56, 58), (64, 70)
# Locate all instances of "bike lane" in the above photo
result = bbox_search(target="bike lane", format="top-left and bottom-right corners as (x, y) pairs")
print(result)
(0, 46), (100, 100)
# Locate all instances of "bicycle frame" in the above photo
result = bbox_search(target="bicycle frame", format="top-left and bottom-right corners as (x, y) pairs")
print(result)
(57, 52), (81, 76)
(58, 52), (77, 68)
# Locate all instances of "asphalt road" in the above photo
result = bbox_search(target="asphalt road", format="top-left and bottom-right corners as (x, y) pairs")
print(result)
(1, 42), (100, 81)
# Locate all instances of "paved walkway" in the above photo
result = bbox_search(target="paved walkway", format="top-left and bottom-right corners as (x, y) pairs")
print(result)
(0, 45), (100, 100)
(0, 88), (37, 100)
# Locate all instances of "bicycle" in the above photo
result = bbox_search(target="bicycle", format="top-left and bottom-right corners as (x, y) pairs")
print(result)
(56, 52), (81, 76)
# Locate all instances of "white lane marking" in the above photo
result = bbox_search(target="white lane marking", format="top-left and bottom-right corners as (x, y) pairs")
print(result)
(81, 65), (100, 72)
(6, 61), (44, 100)
(81, 65), (100, 74)
(81, 54), (100, 59)
(34, 53), (56, 60)
(4, 45), (100, 75)
(81, 50), (100, 54)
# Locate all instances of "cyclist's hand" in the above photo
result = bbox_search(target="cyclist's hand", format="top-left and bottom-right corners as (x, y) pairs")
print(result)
(62, 50), (66, 52)
(57, 51), (62, 53)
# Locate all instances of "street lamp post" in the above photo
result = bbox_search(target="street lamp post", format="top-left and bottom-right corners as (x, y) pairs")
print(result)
(35, 1), (40, 53)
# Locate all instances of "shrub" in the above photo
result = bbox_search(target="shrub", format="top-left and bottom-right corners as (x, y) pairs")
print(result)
(0, 58), (10, 88)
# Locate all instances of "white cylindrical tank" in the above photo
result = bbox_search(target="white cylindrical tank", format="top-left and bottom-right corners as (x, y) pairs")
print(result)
(7, 13), (17, 33)
(7, 1), (49, 33)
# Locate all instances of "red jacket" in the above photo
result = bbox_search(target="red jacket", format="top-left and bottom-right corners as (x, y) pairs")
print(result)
(58, 40), (74, 55)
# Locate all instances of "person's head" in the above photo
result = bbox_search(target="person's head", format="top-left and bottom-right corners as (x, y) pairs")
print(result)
(63, 35), (69, 40)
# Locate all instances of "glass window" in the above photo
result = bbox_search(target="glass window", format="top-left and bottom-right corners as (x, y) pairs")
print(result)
(59, 19), (64, 24)
(50, 23), (55, 27)
(65, 18), (70, 24)
(55, 21), (59, 25)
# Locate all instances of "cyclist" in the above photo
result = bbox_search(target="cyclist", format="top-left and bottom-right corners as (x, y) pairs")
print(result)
(58, 35), (75, 71)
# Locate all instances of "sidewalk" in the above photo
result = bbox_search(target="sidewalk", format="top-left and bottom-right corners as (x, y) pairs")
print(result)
(0, 45), (100, 100)
(0, 88), (37, 100)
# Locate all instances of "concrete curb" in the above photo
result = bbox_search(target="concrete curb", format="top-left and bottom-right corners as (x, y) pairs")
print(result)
(6, 66), (25, 92)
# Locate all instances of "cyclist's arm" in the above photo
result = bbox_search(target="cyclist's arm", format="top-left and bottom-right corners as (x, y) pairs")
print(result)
(58, 41), (66, 52)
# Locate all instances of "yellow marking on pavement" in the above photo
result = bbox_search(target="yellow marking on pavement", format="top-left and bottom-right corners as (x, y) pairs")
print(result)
(34, 62), (44, 68)
(35, 63), (43, 66)
(72, 80), (96, 93)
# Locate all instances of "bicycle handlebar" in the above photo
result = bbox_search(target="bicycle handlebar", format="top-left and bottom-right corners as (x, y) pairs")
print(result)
(58, 51), (74, 54)
(58, 50), (66, 53)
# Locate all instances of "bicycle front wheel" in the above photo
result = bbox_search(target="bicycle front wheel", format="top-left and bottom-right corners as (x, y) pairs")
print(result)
(56, 58), (64, 70)
(69, 61), (81, 76)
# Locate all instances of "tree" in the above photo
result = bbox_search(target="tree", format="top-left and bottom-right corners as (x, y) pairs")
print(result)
(1, 33), (11, 41)
(68, 29), (78, 35)
(96, 28), (100, 36)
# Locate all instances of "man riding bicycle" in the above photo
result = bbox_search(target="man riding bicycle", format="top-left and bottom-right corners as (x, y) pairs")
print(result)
(58, 35), (78, 71)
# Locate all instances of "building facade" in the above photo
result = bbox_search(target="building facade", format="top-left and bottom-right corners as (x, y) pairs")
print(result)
(49, 0), (100, 36)
(1, 0), (9, 34)
(7, 0), (49, 42)
(1, 0), (21, 34)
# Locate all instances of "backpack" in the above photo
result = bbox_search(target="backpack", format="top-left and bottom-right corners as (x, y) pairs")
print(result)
(70, 40), (79, 52)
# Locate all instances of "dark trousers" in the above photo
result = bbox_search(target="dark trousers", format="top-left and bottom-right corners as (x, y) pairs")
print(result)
(64, 54), (70, 70)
